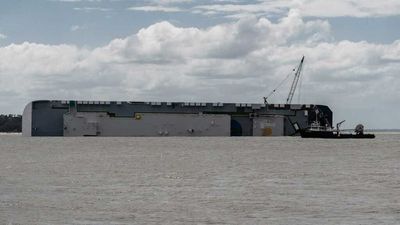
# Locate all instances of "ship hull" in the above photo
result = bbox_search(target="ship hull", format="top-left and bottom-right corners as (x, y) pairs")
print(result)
(22, 100), (333, 137)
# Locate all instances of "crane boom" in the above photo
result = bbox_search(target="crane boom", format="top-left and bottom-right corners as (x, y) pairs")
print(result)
(286, 56), (304, 104)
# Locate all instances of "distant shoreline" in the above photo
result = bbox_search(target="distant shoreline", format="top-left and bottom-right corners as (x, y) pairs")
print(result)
(2, 130), (400, 136)
(0, 132), (21, 135)
(365, 129), (400, 132)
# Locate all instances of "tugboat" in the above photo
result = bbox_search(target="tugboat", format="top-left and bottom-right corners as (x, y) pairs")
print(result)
(300, 120), (375, 139)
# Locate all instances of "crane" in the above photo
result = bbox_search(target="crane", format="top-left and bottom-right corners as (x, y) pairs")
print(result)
(286, 56), (304, 104)
(263, 56), (305, 105)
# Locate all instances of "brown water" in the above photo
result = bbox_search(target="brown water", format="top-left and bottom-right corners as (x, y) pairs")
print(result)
(0, 134), (399, 225)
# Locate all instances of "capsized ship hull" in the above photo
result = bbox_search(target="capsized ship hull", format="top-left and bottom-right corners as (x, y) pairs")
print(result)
(22, 100), (332, 137)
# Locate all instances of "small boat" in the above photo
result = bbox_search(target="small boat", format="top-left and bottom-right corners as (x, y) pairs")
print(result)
(300, 120), (375, 139)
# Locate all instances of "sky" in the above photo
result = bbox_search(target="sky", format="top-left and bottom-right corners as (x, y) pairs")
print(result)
(0, 0), (400, 129)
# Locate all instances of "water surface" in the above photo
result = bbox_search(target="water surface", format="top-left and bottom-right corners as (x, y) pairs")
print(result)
(0, 134), (399, 224)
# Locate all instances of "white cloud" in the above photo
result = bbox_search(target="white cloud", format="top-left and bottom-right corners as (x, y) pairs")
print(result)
(298, 0), (400, 18)
(53, 0), (102, 2)
(127, 0), (192, 13)
(73, 7), (112, 12)
(127, 6), (182, 12)
(70, 25), (86, 31)
(193, 0), (400, 18)
(0, 33), (6, 40)
(152, 0), (192, 5)
(1, 14), (399, 128)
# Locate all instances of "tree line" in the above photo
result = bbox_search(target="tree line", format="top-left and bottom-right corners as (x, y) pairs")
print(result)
(0, 114), (22, 132)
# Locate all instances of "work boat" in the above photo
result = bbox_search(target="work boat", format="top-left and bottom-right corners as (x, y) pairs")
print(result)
(300, 120), (375, 139)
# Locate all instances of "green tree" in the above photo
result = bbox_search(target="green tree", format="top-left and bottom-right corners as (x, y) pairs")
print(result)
(0, 114), (22, 132)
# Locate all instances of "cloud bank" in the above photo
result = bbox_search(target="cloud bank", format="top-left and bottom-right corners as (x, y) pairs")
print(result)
(1, 11), (399, 128)
(129, 0), (400, 18)
(127, 6), (183, 13)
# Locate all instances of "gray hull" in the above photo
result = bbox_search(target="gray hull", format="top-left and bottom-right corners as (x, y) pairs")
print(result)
(22, 100), (332, 137)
